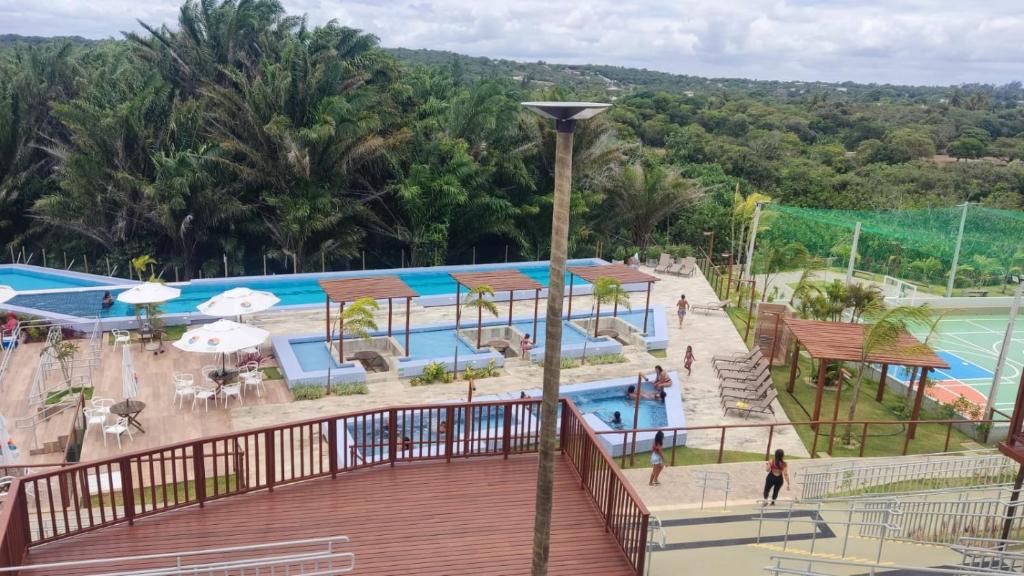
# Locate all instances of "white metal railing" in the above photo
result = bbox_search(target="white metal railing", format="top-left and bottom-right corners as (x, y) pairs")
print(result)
(858, 492), (1024, 546)
(0, 535), (355, 575)
(764, 555), (1010, 575)
(800, 452), (1016, 500)
(645, 515), (665, 576)
(952, 537), (1024, 573)
(0, 320), (22, 393)
(756, 500), (902, 563)
(694, 470), (732, 510)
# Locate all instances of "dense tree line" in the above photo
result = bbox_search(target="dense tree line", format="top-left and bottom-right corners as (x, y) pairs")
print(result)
(1, 0), (1022, 279)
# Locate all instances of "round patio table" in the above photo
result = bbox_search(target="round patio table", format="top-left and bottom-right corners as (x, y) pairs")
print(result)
(110, 399), (147, 434)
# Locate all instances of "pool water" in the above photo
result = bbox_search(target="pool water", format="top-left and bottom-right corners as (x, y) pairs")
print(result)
(343, 407), (516, 459)
(566, 386), (668, 429)
(0, 269), (108, 291)
(290, 318), (597, 370)
(5, 262), (592, 318)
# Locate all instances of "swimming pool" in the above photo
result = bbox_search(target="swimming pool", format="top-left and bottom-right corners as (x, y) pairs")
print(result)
(288, 317), (597, 372)
(567, 386), (668, 429)
(2, 260), (600, 319)
(0, 267), (112, 291)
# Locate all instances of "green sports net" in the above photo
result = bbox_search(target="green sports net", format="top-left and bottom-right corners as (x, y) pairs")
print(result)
(758, 205), (1024, 295)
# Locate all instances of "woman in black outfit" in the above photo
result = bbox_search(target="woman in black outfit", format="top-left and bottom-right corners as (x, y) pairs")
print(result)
(763, 448), (790, 506)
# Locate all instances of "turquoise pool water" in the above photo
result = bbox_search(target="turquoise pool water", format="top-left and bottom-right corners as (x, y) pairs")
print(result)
(5, 262), (590, 318)
(289, 318), (596, 370)
(566, 386), (668, 429)
(0, 269), (108, 291)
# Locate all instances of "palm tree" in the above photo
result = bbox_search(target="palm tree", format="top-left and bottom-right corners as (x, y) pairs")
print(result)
(604, 162), (702, 252)
(733, 190), (772, 268)
(341, 297), (379, 341)
(841, 303), (934, 445)
(462, 285), (499, 349)
(591, 277), (631, 337)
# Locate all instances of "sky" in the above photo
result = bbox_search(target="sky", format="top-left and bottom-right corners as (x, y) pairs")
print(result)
(1, 0), (1022, 86)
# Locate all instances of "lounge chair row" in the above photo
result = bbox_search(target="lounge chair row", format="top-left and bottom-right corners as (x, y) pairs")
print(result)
(714, 348), (777, 417)
(653, 254), (696, 277)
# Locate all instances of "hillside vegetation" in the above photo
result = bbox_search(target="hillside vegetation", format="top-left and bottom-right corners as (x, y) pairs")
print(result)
(0, 0), (1022, 278)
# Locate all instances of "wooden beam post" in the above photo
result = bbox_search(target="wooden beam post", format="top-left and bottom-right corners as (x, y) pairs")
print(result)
(325, 296), (331, 345)
(567, 274), (574, 320)
(642, 282), (652, 334)
(812, 359), (827, 431)
(787, 341), (800, 393)
(455, 282), (461, 330)
(405, 297), (411, 356)
(508, 290), (514, 326)
(533, 289), (540, 344)
(388, 298), (393, 337)
(1007, 369), (1024, 445)
(338, 301), (345, 364)
(828, 375), (843, 455)
(908, 368), (929, 439)
(875, 363), (889, 402)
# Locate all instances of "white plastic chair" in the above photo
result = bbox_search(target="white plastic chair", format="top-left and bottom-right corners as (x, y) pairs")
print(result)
(201, 365), (219, 386)
(83, 408), (108, 436)
(103, 417), (133, 448)
(241, 362), (264, 398)
(173, 374), (196, 410)
(111, 329), (130, 349)
(221, 382), (243, 407)
(193, 386), (217, 412)
(92, 398), (115, 416)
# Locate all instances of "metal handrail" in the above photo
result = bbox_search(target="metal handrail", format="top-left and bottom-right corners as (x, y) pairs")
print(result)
(0, 535), (354, 574)
(0, 322), (22, 394)
(764, 555), (1011, 575)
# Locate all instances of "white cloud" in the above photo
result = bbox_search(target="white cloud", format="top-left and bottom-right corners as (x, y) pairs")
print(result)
(0, 0), (1020, 85)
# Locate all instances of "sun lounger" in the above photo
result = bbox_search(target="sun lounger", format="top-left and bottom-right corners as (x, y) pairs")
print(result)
(714, 349), (763, 372)
(713, 348), (758, 364)
(719, 371), (771, 393)
(718, 360), (769, 381)
(692, 300), (729, 314)
(714, 353), (765, 376)
(654, 253), (673, 273)
(723, 390), (778, 418)
(720, 377), (772, 401)
(675, 261), (695, 277)
(664, 259), (684, 275)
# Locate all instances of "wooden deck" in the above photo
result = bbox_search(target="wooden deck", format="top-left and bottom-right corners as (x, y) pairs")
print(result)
(21, 455), (634, 575)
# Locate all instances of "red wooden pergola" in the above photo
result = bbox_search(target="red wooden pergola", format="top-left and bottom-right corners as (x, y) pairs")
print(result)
(783, 318), (949, 441)
(451, 270), (544, 349)
(566, 264), (658, 334)
(319, 276), (419, 363)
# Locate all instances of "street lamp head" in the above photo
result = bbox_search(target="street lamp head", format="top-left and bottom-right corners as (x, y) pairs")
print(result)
(521, 101), (611, 133)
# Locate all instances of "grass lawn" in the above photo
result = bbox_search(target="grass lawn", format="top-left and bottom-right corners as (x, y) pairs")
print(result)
(620, 445), (772, 469)
(88, 474), (237, 508)
(260, 366), (283, 380)
(44, 386), (94, 404)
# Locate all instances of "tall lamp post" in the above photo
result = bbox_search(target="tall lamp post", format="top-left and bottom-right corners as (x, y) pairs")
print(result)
(703, 230), (715, 263)
(522, 101), (610, 576)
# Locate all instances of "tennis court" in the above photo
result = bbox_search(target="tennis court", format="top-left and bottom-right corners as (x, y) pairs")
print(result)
(890, 313), (1023, 415)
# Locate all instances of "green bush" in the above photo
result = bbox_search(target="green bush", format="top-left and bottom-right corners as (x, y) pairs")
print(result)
(560, 357), (581, 369)
(331, 382), (368, 395)
(586, 353), (628, 365)
(410, 361), (453, 386)
(291, 384), (326, 401)
(463, 360), (499, 380)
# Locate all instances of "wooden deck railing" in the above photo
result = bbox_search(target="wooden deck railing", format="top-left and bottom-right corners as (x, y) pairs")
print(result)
(561, 401), (650, 575)
(0, 398), (649, 575)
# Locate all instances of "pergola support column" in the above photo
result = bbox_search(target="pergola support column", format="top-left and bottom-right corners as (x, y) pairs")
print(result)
(455, 283), (461, 330)
(875, 363), (889, 402)
(908, 368), (930, 439)
(642, 282), (652, 334)
(325, 296), (331, 344)
(405, 297), (411, 356)
(567, 274), (574, 320)
(388, 298), (393, 337)
(812, 359), (828, 431)
(533, 289), (540, 343)
(787, 342), (800, 393)
(338, 301), (345, 364)
(508, 291), (514, 326)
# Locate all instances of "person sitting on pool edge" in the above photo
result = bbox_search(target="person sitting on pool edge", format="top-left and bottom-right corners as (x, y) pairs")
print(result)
(639, 365), (672, 402)
(520, 333), (534, 360)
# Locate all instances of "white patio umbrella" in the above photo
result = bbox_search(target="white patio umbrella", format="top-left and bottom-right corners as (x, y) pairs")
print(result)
(117, 282), (181, 328)
(197, 287), (280, 318)
(0, 285), (15, 304)
(173, 319), (269, 374)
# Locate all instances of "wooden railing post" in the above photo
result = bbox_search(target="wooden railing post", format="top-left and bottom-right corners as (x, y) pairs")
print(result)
(388, 409), (398, 466)
(444, 406), (455, 463)
(764, 425), (774, 460)
(192, 442), (207, 507)
(636, 514), (650, 576)
(718, 428), (726, 464)
(264, 432), (275, 491)
(604, 479), (615, 531)
(859, 423), (869, 457)
(503, 403), (513, 459)
(119, 458), (135, 525)
(328, 419), (338, 478)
